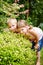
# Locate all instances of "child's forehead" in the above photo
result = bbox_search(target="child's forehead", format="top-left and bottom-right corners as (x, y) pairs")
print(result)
(20, 20), (25, 22)
(9, 21), (17, 24)
(18, 20), (26, 24)
(8, 21), (17, 27)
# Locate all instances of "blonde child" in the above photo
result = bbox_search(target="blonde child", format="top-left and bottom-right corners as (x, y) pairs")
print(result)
(7, 18), (18, 32)
(17, 21), (43, 65)
(28, 26), (43, 65)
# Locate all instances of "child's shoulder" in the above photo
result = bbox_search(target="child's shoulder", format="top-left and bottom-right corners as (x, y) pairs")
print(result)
(32, 27), (43, 32)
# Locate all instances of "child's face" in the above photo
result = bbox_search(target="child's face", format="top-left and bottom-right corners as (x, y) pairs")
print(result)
(8, 21), (17, 32)
(20, 25), (31, 34)
(19, 25), (30, 34)
(19, 27), (27, 35)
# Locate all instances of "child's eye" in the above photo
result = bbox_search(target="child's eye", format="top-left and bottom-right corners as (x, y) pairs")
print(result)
(12, 25), (15, 26)
(9, 25), (14, 28)
(22, 29), (24, 30)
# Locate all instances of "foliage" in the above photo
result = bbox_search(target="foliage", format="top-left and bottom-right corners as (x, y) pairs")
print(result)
(3, 0), (14, 3)
(26, 17), (33, 25)
(0, 0), (29, 30)
(0, 0), (43, 65)
(0, 0), (20, 30)
(0, 0), (20, 17)
(41, 49), (43, 65)
(0, 31), (36, 65)
(29, 0), (43, 28)
(38, 23), (43, 30)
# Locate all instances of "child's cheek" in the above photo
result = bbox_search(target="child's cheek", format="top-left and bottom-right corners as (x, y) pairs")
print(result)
(9, 27), (14, 30)
(14, 25), (17, 29)
(9, 27), (15, 32)
(20, 30), (25, 35)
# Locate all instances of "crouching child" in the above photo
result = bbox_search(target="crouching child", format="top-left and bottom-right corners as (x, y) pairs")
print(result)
(27, 26), (43, 65)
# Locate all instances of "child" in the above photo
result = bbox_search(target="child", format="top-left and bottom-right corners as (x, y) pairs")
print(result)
(28, 26), (43, 65)
(17, 20), (31, 35)
(7, 18), (18, 32)
(18, 22), (43, 65)
(20, 25), (43, 65)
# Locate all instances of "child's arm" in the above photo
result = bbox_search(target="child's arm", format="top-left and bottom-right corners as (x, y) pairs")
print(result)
(28, 30), (40, 50)
(28, 30), (39, 44)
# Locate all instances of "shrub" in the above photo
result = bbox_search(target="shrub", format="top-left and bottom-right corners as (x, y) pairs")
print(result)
(0, 0), (20, 30)
(29, 0), (43, 26)
(0, 31), (36, 65)
(41, 49), (43, 65)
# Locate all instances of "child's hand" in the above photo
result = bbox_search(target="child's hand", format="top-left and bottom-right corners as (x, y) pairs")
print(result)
(34, 44), (39, 50)
(36, 61), (40, 65)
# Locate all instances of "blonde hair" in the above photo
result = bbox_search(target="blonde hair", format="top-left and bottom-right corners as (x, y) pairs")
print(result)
(18, 20), (26, 28)
(28, 25), (33, 29)
(7, 18), (17, 24)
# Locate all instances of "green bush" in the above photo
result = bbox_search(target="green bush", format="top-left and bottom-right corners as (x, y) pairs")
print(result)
(41, 49), (43, 65)
(30, 0), (43, 27)
(0, 0), (20, 17)
(0, 31), (36, 65)
(39, 23), (43, 30)
(0, 0), (20, 30)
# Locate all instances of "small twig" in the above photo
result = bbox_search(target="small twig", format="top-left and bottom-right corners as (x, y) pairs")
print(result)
(19, 4), (24, 8)
(19, 9), (29, 14)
